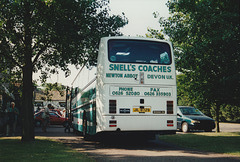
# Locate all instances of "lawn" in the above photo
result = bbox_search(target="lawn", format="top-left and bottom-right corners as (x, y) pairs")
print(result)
(0, 136), (94, 162)
(158, 132), (240, 156)
(2, 133), (239, 161)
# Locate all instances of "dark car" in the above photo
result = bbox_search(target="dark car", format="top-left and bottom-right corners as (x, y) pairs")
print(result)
(34, 111), (68, 127)
(177, 106), (215, 133)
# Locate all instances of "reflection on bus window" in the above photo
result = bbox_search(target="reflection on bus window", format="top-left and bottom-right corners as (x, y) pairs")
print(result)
(108, 39), (172, 65)
(160, 52), (170, 64)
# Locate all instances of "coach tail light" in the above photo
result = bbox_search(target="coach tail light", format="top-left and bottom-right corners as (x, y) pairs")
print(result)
(167, 120), (174, 127)
(109, 120), (117, 127)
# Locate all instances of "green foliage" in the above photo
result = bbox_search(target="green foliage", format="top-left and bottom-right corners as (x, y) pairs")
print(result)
(145, 28), (165, 40)
(41, 82), (66, 101)
(0, 0), (128, 78)
(152, 0), (240, 124)
(0, 69), (23, 102)
(177, 74), (240, 120)
(177, 74), (214, 117)
(220, 105), (240, 122)
(0, 0), (128, 141)
(161, 0), (240, 107)
(176, 74), (193, 106)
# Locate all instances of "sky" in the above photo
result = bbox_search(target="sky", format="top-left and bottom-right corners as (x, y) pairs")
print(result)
(33, 0), (170, 86)
(109, 0), (169, 36)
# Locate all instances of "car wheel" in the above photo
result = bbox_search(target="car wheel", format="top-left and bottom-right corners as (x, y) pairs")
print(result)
(182, 122), (189, 133)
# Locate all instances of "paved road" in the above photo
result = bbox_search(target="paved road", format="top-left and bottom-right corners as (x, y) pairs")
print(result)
(35, 123), (240, 162)
(214, 123), (240, 132)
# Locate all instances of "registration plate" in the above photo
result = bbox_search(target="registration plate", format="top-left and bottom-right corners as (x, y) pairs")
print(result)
(133, 108), (151, 113)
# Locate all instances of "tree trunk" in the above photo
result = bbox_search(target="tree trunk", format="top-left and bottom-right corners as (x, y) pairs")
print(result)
(215, 103), (220, 132)
(21, 59), (35, 142)
(21, 1), (34, 141)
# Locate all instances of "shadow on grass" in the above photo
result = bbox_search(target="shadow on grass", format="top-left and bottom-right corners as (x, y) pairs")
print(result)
(0, 137), (94, 161)
(56, 133), (240, 162)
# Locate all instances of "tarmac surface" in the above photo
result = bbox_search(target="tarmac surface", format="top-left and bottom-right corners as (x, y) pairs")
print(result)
(34, 124), (240, 162)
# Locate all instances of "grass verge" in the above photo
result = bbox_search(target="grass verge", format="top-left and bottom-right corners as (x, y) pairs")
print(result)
(158, 132), (240, 156)
(0, 136), (94, 162)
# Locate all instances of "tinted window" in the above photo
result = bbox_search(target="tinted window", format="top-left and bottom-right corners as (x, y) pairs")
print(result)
(108, 39), (172, 65)
(180, 107), (203, 115)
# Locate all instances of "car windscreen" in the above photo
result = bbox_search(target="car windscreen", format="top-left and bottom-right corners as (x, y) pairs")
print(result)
(180, 107), (203, 115)
(108, 39), (172, 65)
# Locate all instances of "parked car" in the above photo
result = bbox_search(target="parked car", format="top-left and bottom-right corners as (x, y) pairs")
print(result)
(177, 106), (215, 133)
(34, 111), (68, 127)
(50, 109), (63, 117)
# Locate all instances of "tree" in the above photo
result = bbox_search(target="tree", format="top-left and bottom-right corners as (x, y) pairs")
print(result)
(145, 28), (164, 40)
(155, 0), (240, 132)
(176, 74), (213, 117)
(0, 0), (127, 141)
(41, 82), (65, 101)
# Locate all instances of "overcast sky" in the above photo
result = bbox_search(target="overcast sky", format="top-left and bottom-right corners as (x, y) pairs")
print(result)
(109, 0), (169, 36)
(33, 0), (170, 86)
